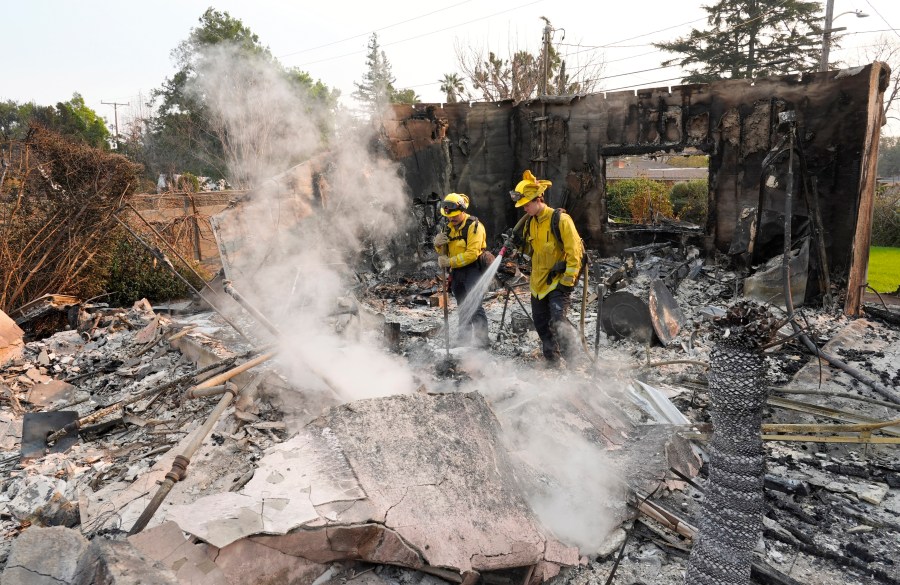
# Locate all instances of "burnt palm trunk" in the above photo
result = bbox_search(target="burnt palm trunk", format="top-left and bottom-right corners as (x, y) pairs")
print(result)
(685, 302), (773, 585)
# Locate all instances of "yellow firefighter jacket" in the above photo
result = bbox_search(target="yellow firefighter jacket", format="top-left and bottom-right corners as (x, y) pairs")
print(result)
(520, 206), (584, 299)
(434, 214), (487, 270)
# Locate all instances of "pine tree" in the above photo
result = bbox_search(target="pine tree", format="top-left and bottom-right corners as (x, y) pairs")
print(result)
(655, 0), (824, 82)
(353, 34), (420, 113)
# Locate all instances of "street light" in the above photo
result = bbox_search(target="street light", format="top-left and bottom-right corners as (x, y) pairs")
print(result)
(819, 3), (869, 72)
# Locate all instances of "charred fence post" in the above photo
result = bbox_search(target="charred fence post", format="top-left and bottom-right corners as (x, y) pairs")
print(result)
(684, 301), (777, 585)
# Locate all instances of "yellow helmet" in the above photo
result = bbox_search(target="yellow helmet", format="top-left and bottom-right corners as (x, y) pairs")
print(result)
(440, 193), (470, 217)
(510, 170), (552, 208)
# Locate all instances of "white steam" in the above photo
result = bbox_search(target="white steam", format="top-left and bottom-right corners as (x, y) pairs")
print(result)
(192, 43), (415, 406)
(195, 42), (650, 557)
(449, 351), (633, 553)
(190, 44), (326, 188)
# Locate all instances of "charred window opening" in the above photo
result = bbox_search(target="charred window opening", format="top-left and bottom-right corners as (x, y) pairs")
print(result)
(602, 150), (709, 228)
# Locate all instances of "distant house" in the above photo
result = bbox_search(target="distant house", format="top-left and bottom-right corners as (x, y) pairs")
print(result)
(606, 156), (708, 187)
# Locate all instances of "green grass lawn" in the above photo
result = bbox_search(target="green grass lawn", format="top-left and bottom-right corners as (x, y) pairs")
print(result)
(868, 247), (900, 294)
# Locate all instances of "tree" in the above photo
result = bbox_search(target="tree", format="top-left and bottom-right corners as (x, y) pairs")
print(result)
(353, 33), (419, 114)
(455, 40), (602, 102)
(857, 35), (900, 128)
(0, 95), (110, 148)
(878, 136), (900, 179)
(439, 73), (466, 103)
(145, 8), (339, 185)
(655, 1), (824, 83)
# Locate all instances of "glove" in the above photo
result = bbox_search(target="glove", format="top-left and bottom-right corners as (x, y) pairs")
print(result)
(547, 260), (567, 284)
(438, 255), (451, 269)
(433, 232), (449, 247)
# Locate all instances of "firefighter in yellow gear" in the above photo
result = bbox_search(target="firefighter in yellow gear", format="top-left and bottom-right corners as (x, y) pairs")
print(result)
(510, 170), (584, 364)
(433, 193), (490, 348)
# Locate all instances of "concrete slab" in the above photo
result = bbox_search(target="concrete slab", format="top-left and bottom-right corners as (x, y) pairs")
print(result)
(169, 392), (578, 579)
(165, 425), (362, 548)
(313, 392), (572, 573)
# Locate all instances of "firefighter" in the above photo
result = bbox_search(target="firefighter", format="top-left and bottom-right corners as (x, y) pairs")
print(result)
(509, 170), (584, 365)
(434, 193), (491, 348)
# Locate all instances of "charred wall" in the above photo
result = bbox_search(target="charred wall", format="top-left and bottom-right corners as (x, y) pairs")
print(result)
(384, 63), (889, 309)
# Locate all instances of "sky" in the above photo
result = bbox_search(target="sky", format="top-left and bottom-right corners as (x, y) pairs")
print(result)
(3, 0), (900, 134)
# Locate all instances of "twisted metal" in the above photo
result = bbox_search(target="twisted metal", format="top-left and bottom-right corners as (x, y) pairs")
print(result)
(684, 336), (768, 585)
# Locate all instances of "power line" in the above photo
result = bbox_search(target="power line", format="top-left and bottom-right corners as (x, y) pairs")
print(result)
(292, 0), (546, 68)
(601, 76), (689, 93)
(561, 0), (794, 63)
(864, 0), (900, 41)
(277, 0), (473, 58)
(555, 16), (707, 51)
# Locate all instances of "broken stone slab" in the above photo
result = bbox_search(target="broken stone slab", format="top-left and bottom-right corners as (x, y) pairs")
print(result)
(25, 379), (76, 408)
(164, 421), (363, 547)
(0, 308), (25, 366)
(168, 392), (578, 580)
(209, 536), (330, 585)
(596, 527), (628, 560)
(8, 475), (78, 527)
(128, 521), (226, 585)
(25, 368), (52, 384)
(73, 537), (179, 585)
(0, 410), (23, 450)
(1, 526), (88, 585)
(851, 482), (890, 505)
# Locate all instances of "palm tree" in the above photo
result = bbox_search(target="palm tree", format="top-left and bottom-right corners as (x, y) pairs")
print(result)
(439, 73), (466, 103)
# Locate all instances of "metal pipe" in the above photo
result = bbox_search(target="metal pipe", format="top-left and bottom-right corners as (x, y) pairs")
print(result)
(594, 283), (605, 359)
(185, 383), (233, 400)
(506, 285), (534, 325)
(45, 352), (251, 444)
(496, 287), (511, 342)
(189, 352), (275, 391)
(113, 215), (251, 342)
(441, 268), (451, 358)
(122, 203), (221, 303)
(128, 372), (268, 535)
(765, 119), (898, 404)
(222, 280), (280, 337)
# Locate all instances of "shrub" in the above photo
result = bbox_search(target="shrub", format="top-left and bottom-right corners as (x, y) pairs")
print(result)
(670, 179), (709, 225)
(0, 128), (141, 312)
(606, 178), (672, 223)
(872, 184), (900, 247)
(104, 232), (203, 306)
(664, 154), (709, 168)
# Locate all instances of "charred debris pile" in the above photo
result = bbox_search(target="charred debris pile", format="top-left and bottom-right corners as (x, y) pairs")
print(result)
(2, 222), (897, 585)
(2, 66), (900, 584)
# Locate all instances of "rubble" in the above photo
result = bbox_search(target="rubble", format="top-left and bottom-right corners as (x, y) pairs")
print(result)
(1, 230), (898, 585)
(2, 67), (900, 585)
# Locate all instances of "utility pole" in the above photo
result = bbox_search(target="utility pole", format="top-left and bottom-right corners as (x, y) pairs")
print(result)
(540, 17), (552, 96)
(537, 17), (553, 178)
(819, 0), (835, 72)
(101, 100), (129, 146)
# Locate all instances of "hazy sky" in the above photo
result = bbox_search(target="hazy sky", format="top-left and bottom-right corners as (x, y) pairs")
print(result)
(3, 0), (899, 132)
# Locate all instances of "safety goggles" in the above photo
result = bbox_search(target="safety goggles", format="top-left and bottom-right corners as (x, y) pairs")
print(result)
(509, 190), (524, 202)
(440, 200), (465, 213)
